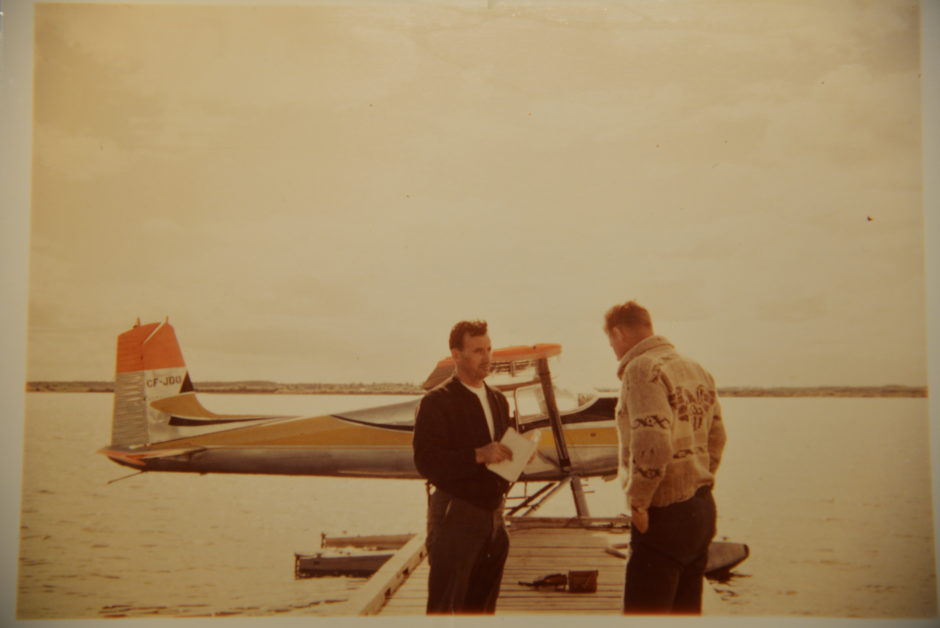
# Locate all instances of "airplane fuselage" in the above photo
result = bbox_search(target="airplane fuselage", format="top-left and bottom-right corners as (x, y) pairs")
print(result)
(101, 397), (621, 481)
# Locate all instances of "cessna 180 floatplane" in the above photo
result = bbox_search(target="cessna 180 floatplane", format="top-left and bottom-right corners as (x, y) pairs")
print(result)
(99, 318), (620, 517)
(99, 319), (750, 578)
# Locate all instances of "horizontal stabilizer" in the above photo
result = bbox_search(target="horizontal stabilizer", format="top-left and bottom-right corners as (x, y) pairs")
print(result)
(150, 393), (286, 426)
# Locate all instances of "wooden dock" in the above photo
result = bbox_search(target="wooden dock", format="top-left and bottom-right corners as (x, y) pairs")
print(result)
(336, 517), (723, 616)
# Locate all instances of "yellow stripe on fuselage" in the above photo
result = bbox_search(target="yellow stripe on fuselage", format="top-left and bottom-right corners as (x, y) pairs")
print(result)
(151, 415), (413, 449)
(150, 416), (620, 450)
(535, 424), (619, 446)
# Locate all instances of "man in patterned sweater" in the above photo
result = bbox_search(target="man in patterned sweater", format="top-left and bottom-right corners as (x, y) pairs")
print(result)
(603, 300), (727, 614)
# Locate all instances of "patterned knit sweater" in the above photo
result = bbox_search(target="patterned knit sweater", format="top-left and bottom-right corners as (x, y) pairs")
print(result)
(615, 335), (727, 510)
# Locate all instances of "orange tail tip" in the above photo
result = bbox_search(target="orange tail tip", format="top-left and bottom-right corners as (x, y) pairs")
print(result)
(116, 318), (185, 373)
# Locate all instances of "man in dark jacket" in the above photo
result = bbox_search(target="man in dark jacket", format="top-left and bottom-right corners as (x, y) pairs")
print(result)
(412, 320), (514, 614)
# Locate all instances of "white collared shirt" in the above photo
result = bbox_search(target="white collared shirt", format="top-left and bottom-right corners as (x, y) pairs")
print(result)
(461, 380), (495, 440)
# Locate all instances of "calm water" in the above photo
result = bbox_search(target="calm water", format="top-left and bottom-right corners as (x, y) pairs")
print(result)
(15, 393), (938, 618)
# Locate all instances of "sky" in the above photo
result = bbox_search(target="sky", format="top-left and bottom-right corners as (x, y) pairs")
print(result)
(1, 3), (939, 627)
(9, 0), (932, 391)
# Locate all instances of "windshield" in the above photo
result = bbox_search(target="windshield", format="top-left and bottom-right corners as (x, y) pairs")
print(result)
(511, 382), (587, 425)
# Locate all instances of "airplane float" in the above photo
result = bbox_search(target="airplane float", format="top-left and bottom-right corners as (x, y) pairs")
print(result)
(98, 319), (748, 578)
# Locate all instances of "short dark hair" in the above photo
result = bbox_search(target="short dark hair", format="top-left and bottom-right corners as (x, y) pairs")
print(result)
(603, 301), (652, 333)
(449, 320), (488, 350)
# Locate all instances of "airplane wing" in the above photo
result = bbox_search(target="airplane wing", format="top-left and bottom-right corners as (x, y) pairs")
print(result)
(422, 344), (562, 391)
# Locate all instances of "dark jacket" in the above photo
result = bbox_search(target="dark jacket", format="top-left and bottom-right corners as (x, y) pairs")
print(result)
(412, 377), (511, 511)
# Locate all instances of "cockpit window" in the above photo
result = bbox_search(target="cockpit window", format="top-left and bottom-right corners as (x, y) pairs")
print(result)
(511, 382), (585, 426)
(512, 384), (547, 424)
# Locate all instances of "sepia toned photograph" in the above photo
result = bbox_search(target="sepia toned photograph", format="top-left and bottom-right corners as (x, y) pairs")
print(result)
(2, 0), (937, 624)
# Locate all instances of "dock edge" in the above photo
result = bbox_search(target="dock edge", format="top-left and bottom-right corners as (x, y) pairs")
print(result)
(334, 530), (428, 615)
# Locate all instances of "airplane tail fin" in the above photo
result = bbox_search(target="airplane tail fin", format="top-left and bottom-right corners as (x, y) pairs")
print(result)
(110, 318), (194, 447)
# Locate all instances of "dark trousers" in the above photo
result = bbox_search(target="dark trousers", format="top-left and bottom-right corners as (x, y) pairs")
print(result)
(623, 485), (716, 615)
(425, 488), (509, 614)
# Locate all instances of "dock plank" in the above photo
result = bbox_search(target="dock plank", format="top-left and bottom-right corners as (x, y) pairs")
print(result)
(372, 519), (722, 616)
(379, 523), (628, 616)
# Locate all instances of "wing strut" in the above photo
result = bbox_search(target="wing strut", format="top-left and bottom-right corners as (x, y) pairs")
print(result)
(537, 357), (590, 518)
(505, 480), (567, 517)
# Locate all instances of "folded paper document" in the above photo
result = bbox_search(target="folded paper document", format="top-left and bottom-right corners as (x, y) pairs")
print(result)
(486, 427), (540, 482)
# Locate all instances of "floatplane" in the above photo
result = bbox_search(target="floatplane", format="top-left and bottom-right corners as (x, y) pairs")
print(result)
(99, 319), (747, 579)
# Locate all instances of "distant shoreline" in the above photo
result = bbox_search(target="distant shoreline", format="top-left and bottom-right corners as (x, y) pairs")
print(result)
(24, 381), (425, 395)
(24, 381), (928, 398)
